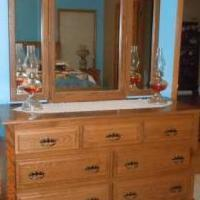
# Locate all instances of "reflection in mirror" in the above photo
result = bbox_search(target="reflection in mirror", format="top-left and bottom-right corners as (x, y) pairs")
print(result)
(54, 0), (120, 91)
(129, 0), (155, 90)
(15, 0), (42, 96)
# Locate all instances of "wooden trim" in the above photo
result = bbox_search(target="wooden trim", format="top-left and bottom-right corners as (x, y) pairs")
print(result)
(9, 0), (16, 101)
(49, 0), (126, 102)
(9, 0), (50, 101)
(171, 0), (184, 101)
(151, 0), (160, 78)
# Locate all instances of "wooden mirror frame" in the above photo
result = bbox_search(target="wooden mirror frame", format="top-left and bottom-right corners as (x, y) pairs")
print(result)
(9, 0), (160, 103)
(9, 0), (49, 101)
(48, 0), (127, 102)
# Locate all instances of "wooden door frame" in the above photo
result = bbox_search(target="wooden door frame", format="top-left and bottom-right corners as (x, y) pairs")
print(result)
(171, 0), (184, 101)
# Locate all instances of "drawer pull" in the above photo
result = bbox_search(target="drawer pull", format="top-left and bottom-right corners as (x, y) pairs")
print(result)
(170, 185), (182, 193)
(29, 171), (45, 180)
(124, 192), (138, 199)
(85, 165), (100, 173)
(40, 137), (57, 147)
(86, 198), (99, 200)
(164, 128), (178, 136)
(172, 155), (185, 164)
(125, 161), (139, 169)
(105, 132), (121, 141)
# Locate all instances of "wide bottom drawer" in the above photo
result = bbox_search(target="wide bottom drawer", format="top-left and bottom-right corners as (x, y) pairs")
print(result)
(16, 152), (110, 188)
(17, 184), (110, 200)
(114, 172), (192, 200)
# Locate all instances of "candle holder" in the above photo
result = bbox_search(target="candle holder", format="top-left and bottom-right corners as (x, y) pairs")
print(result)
(149, 48), (168, 104)
(129, 46), (142, 89)
(21, 45), (43, 111)
(21, 72), (42, 111)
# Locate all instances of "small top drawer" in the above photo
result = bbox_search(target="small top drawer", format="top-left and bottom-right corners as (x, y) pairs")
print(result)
(83, 119), (143, 148)
(17, 184), (110, 200)
(15, 126), (79, 153)
(144, 115), (194, 142)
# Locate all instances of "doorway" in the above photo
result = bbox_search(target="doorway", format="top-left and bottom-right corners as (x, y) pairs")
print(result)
(178, 0), (200, 97)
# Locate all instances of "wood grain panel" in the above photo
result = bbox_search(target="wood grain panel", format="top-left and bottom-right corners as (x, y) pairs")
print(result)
(114, 172), (191, 200)
(83, 120), (143, 148)
(15, 127), (79, 154)
(115, 145), (190, 177)
(144, 115), (194, 142)
(17, 184), (110, 200)
(16, 152), (110, 188)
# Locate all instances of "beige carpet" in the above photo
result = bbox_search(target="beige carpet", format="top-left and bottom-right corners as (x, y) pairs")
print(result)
(194, 174), (200, 200)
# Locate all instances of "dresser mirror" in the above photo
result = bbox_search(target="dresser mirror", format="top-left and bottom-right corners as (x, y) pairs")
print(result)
(126, 0), (160, 95)
(9, 0), (49, 101)
(9, 0), (160, 102)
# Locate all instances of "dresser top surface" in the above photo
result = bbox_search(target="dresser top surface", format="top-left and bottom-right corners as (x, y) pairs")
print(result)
(0, 100), (199, 125)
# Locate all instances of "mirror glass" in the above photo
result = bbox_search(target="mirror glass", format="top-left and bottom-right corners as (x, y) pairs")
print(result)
(15, 0), (42, 95)
(54, 0), (120, 91)
(129, 0), (155, 90)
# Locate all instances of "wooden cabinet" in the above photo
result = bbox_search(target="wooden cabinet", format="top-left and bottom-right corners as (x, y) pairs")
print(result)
(4, 110), (199, 200)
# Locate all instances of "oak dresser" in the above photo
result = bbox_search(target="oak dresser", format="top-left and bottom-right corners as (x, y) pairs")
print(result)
(1, 103), (199, 200)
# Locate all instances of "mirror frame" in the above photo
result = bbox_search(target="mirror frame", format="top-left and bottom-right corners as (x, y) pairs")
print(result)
(9, 0), (160, 102)
(9, 0), (49, 101)
(49, 0), (127, 102)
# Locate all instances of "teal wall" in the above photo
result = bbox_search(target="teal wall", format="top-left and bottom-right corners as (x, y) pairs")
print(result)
(15, 0), (41, 41)
(0, 0), (10, 105)
(56, 0), (104, 72)
(159, 0), (178, 97)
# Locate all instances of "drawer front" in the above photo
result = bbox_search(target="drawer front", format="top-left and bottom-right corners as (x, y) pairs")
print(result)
(83, 120), (143, 148)
(16, 153), (110, 187)
(16, 127), (79, 153)
(114, 173), (191, 200)
(17, 184), (109, 200)
(144, 115), (194, 142)
(115, 146), (190, 177)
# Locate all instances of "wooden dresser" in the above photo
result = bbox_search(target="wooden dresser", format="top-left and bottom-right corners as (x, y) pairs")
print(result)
(1, 104), (199, 200)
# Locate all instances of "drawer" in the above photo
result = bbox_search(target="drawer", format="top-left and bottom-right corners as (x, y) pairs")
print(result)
(144, 115), (194, 142)
(83, 119), (143, 148)
(114, 173), (191, 200)
(16, 152), (110, 188)
(115, 145), (190, 177)
(17, 184), (110, 200)
(15, 126), (79, 153)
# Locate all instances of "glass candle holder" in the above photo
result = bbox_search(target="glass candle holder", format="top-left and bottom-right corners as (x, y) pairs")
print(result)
(129, 45), (142, 89)
(21, 73), (42, 111)
(149, 48), (168, 104)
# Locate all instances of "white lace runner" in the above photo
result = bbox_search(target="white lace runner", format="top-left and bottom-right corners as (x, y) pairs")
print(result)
(14, 99), (172, 114)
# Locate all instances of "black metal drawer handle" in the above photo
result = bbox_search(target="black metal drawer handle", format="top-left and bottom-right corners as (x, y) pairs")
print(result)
(40, 137), (57, 147)
(86, 198), (99, 200)
(172, 155), (185, 164)
(164, 128), (178, 136)
(125, 161), (139, 169)
(170, 185), (182, 193)
(124, 192), (138, 199)
(105, 132), (121, 141)
(85, 165), (100, 173)
(29, 171), (45, 180)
